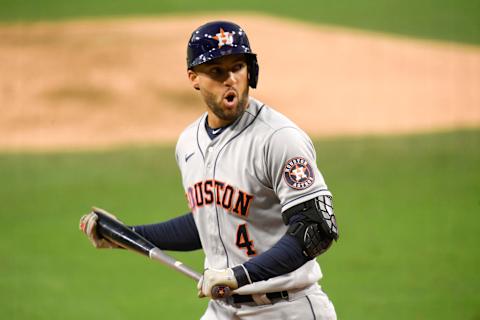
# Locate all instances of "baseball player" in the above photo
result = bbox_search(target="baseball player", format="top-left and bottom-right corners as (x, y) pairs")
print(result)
(80, 21), (339, 319)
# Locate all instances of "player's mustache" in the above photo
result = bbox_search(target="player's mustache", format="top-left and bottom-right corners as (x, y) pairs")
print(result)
(223, 88), (238, 98)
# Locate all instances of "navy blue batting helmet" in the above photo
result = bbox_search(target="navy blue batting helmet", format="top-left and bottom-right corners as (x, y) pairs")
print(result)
(187, 21), (259, 88)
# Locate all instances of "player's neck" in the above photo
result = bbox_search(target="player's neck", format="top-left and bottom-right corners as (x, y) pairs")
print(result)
(205, 116), (231, 140)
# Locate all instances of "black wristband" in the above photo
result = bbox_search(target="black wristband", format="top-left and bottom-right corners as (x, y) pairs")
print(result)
(232, 265), (251, 287)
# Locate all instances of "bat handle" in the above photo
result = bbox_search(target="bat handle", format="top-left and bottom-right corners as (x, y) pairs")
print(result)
(211, 285), (231, 299)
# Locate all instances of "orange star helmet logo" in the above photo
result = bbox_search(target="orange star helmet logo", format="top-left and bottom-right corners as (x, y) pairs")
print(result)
(213, 28), (234, 48)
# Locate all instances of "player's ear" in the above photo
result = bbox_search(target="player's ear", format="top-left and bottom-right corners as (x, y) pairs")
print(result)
(188, 70), (200, 91)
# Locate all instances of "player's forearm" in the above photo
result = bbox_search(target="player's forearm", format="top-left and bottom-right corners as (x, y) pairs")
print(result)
(232, 234), (310, 286)
(132, 212), (202, 251)
(233, 195), (339, 286)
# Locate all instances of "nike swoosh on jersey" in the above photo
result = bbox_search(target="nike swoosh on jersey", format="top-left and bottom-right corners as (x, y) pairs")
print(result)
(212, 128), (221, 134)
(185, 152), (195, 162)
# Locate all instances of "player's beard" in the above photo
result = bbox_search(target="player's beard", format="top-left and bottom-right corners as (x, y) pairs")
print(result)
(204, 87), (249, 124)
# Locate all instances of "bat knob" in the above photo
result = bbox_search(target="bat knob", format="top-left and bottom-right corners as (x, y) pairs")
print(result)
(211, 285), (231, 299)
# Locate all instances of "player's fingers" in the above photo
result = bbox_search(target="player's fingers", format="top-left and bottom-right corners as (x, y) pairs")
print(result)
(80, 213), (101, 247)
(81, 212), (118, 249)
(94, 238), (111, 249)
(79, 214), (90, 232)
(84, 214), (104, 247)
(85, 213), (98, 236)
(92, 207), (122, 222)
(80, 213), (97, 236)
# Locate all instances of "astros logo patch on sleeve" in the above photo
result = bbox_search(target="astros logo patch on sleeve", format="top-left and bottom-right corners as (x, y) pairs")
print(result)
(283, 157), (315, 190)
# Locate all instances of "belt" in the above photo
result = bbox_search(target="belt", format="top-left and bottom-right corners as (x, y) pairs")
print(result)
(231, 291), (289, 305)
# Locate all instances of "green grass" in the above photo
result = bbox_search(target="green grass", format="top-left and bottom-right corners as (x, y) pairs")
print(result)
(0, 129), (479, 319)
(0, 0), (479, 45)
(317, 130), (480, 319)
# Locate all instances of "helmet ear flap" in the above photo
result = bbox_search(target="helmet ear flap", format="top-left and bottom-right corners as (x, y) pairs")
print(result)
(248, 55), (259, 89)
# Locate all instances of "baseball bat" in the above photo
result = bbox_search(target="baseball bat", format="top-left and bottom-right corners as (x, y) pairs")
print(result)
(94, 209), (231, 299)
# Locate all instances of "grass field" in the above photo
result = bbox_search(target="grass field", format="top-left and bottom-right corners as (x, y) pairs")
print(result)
(1, 0), (479, 45)
(1, 1), (478, 318)
(0, 129), (479, 319)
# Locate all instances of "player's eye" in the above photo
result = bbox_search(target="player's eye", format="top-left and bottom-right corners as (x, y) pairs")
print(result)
(232, 63), (245, 73)
(209, 67), (223, 76)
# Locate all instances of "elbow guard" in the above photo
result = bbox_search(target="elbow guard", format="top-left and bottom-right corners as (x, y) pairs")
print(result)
(282, 195), (339, 259)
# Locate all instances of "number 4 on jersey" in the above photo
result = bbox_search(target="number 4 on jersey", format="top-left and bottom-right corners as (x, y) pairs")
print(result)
(236, 224), (256, 256)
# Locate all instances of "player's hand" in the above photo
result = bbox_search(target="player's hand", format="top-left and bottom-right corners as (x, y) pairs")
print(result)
(197, 268), (238, 299)
(79, 207), (121, 249)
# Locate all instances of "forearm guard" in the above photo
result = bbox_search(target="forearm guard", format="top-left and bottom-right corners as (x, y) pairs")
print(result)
(282, 195), (339, 258)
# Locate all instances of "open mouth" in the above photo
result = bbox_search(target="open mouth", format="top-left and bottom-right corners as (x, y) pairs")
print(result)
(223, 91), (237, 106)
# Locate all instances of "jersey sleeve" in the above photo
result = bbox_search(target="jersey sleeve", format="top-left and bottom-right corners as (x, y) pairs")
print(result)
(264, 127), (331, 212)
(233, 233), (310, 286)
(132, 213), (202, 251)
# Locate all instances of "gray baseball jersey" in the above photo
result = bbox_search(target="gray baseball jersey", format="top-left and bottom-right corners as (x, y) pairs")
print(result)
(175, 97), (332, 295)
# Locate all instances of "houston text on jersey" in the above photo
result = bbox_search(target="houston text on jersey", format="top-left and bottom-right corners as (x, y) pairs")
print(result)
(186, 180), (254, 217)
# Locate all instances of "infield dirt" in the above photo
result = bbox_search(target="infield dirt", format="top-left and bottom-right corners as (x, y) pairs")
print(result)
(1, 14), (479, 151)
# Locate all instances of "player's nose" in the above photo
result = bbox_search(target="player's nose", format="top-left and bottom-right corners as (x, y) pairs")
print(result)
(223, 71), (237, 86)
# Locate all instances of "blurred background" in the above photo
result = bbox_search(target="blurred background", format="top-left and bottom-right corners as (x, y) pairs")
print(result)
(0, 1), (479, 319)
